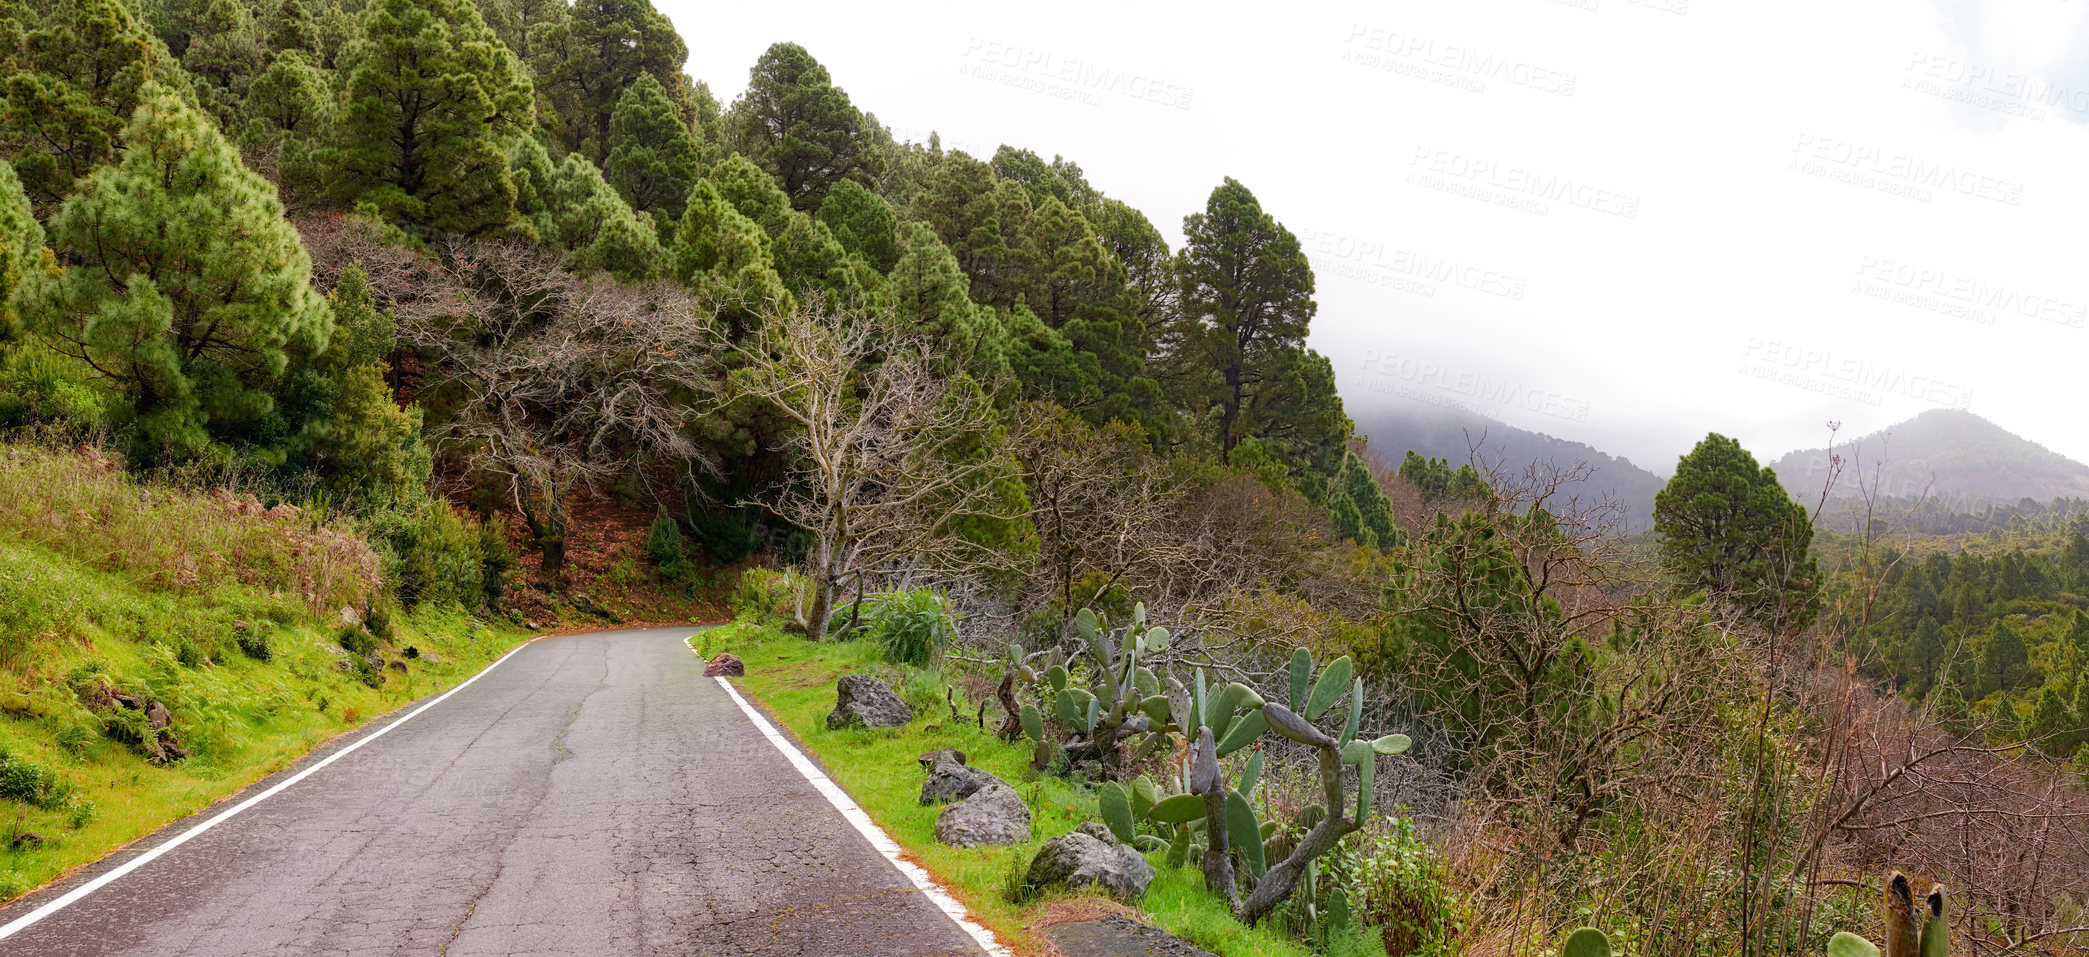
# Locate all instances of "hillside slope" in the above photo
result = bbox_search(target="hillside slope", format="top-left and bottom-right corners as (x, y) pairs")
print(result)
(1770, 409), (2089, 508)
(0, 443), (530, 901)
(1348, 404), (1668, 527)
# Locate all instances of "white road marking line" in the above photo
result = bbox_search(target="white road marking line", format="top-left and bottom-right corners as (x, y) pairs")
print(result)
(0, 635), (549, 941)
(697, 646), (1012, 957)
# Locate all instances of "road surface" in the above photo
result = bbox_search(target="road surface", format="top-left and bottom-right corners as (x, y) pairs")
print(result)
(0, 627), (984, 956)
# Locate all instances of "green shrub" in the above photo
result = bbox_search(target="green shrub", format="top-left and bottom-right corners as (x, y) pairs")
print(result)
(337, 626), (375, 658)
(689, 509), (760, 564)
(0, 749), (79, 810)
(477, 520), (514, 609)
(735, 567), (808, 622)
(645, 514), (696, 585)
(233, 621), (273, 661)
(863, 589), (954, 667)
(1327, 817), (1467, 957)
(363, 491), (496, 609)
(0, 345), (108, 436)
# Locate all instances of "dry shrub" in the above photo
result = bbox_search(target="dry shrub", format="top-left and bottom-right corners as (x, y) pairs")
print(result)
(0, 444), (381, 613)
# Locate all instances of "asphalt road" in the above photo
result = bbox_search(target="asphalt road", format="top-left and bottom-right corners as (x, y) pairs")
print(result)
(0, 627), (984, 956)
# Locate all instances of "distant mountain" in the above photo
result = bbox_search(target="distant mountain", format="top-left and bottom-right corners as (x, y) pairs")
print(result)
(1348, 404), (1669, 529)
(1769, 409), (2089, 508)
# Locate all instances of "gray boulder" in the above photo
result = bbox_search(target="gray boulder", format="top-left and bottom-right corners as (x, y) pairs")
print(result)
(1075, 821), (1118, 845)
(919, 760), (1006, 805)
(917, 748), (967, 769)
(826, 675), (913, 730)
(935, 783), (1031, 848)
(1024, 830), (1155, 902)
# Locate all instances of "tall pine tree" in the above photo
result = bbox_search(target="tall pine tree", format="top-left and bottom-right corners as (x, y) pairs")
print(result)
(526, 0), (687, 159)
(22, 87), (331, 462)
(1174, 178), (1318, 463)
(0, 0), (168, 209)
(1653, 433), (1821, 633)
(727, 42), (869, 210)
(602, 72), (702, 233)
(0, 157), (40, 337)
(326, 0), (533, 236)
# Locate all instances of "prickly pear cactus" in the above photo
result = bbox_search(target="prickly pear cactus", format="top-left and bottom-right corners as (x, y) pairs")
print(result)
(1099, 782), (1136, 844)
(1829, 933), (1881, 957)
(1562, 928), (1613, 957)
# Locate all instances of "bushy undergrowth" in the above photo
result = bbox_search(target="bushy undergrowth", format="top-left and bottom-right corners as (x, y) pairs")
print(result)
(735, 566), (809, 622)
(0, 440), (528, 902)
(0, 443), (379, 614)
(1325, 817), (1466, 957)
(360, 489), (511, 610)
(862, 589), (954, 666)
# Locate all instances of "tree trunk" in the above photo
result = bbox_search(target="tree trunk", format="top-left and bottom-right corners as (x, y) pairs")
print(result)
(1234, 744), (1360, 926)
(540, 533), (566, 586)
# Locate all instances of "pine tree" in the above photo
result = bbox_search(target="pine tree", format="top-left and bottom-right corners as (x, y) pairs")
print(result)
(727, 42), (869, 209)
(1654, 433), (1822, 632)
(267, 0), (321, 56)
(304, 267), (423, 500)
(771, 211), (875, 306)
(241, 49), (331, 141)
(1174, 178), (1318, 462)
(1237, 346), (1350, 496)
(1330, 450), (1398, 548)
(887, 222), (1006, 380)
(179, 0), (266, 125)
(527, 0), (687, 159)
(706, 153), (793, 238)
(21, 87), (331, 462)
(602, 72), (702, 232)
(0, 0), (168, 209)
(475, 0), (560, 61)
(509, 139), (661, 281)
(913, 153), (1035, 307)
(1976, 621), (2030, 699)
(2029, 684), (2077, 757)
(0, 157), (42, 337)
(326, 0), (533, 236)
(1899, 615), (1948, 697)
(815, 178), (899, 272)
(669, 179), (788, 340)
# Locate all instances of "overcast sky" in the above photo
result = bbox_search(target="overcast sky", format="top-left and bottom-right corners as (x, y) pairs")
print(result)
(660, 0), (2085, 475)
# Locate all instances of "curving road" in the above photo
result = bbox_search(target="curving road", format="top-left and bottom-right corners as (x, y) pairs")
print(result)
(0, 627), (984, 956)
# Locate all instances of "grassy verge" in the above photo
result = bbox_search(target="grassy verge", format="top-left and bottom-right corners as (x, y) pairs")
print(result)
(698, 619), (1316, 957)
(0, 443), (532, 900)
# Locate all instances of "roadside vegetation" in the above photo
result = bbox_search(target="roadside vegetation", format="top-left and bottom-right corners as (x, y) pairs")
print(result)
(0, 441), (540, 900)
(3, 0), (2086, 951)
(700, 614), (1331, 957)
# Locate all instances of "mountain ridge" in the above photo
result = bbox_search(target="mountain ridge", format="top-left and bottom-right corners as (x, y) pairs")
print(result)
(1768, 408), (2089, 508)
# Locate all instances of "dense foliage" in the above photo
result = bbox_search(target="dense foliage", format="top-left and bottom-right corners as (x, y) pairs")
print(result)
(3, 0), (2082, 952)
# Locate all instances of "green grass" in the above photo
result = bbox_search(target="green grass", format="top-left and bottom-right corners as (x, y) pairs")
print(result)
(700, 620), (1316, 957)
(0, 521), (529, 901)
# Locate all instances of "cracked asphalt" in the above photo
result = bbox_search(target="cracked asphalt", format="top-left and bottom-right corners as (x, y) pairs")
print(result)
(0, 627), (984, 956)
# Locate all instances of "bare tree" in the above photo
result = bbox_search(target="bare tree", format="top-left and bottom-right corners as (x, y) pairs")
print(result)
(728, 303), (1033, 638)
(385, 239), (716, 584)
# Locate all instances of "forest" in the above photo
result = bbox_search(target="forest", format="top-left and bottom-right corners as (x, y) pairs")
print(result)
(1, 0), (2085, 954)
